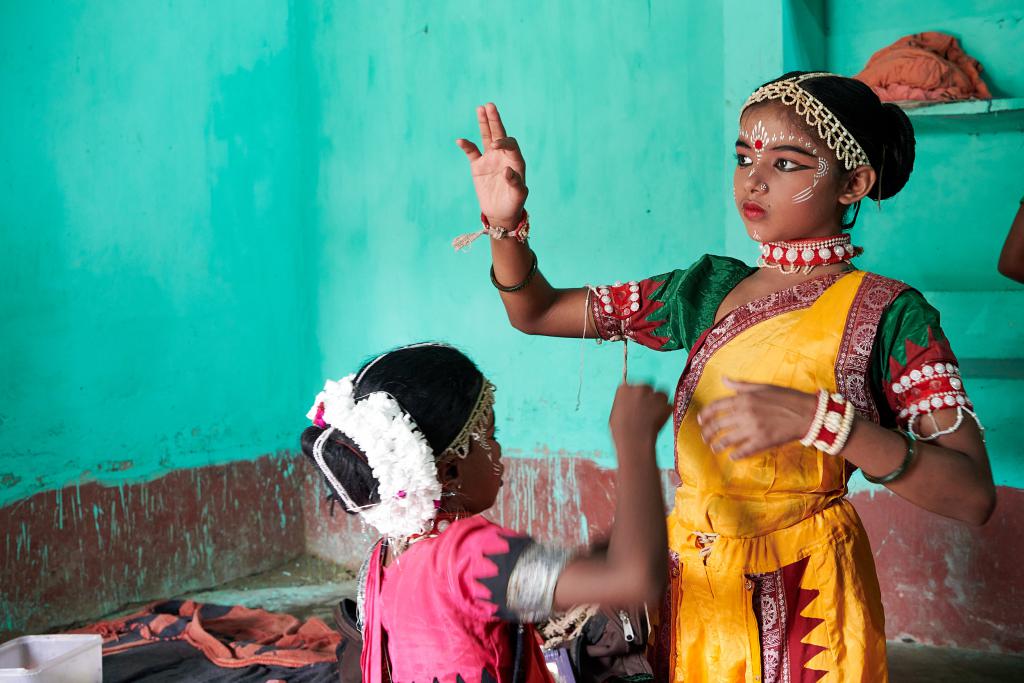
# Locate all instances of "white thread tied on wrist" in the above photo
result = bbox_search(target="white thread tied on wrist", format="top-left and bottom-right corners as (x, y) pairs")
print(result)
(307, 375), (442, 540)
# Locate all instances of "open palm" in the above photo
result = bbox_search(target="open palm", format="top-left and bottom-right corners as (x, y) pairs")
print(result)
(456, 103), (528, 227)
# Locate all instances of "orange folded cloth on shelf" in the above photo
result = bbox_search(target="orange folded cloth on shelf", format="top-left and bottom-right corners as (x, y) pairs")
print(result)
(855, 31), (992, 102)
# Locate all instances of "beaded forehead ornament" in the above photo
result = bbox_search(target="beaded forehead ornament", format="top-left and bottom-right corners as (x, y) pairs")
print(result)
(742, 72), (871, 172)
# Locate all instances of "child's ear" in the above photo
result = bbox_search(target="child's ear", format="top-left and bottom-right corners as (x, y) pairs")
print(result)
(439, 461), (461, 489)
(838, 165), (877, 206)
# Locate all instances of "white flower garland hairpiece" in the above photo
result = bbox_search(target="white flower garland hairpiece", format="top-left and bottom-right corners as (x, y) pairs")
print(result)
(306, 375), (441, 540)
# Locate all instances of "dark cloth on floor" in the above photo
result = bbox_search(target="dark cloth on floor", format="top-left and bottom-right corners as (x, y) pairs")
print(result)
(73, 599), (342, 682)
(98, 640), (338, 682)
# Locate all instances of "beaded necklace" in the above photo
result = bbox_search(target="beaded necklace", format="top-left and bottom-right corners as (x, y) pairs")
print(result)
(758, 234), (863, 274)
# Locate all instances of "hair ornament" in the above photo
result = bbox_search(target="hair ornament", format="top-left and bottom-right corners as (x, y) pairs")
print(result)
(307, 375), (441, 539)
(743, 72), (872, 171)
(442, 379), (497, 461)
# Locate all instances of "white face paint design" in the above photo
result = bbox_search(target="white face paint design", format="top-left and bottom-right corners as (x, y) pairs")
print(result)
(738, 120), (819, 179)
(792, 156), (829, 204)
(472, 431), (503, 475)
(738, 120), (775, 177)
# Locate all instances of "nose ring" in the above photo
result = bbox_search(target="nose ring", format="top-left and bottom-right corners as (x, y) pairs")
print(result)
(758, 183), (768, 192)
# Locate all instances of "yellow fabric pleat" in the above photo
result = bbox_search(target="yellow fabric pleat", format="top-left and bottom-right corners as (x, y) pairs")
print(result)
(665, 271), (887, 682)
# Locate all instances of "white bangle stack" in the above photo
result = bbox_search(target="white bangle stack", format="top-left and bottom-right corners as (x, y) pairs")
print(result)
(800, 389), (857, 456)
(799, 390), (830, 448)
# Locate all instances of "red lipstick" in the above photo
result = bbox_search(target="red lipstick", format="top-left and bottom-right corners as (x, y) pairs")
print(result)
(742, 201), (766, 220)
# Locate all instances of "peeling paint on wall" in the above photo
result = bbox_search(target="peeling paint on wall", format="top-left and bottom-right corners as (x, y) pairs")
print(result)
(0, 453), (305, 639)
(302, 456), (1024, 654)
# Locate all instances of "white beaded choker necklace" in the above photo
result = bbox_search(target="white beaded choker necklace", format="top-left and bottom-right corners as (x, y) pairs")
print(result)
(758, 234), (862, 274)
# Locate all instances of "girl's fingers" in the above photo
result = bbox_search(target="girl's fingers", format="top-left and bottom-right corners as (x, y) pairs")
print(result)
(456, 138), (482, 161)
(729, 440), (765, 460)
(723, 377), (771, 393)
(706, 426), (747, 454)
(491, 137), (519, 152)
(477, 105), (492, 148)
(503, 168), (529, 199)
(698, 411), (742, 440)
(485, 102), (507, 140)
(697, 398), (736, 426)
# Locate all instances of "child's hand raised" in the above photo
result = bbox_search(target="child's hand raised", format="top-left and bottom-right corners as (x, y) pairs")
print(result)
(609, 382), (673, 451)
(554, 382), (670, 609)
(455, 103), (528, 228)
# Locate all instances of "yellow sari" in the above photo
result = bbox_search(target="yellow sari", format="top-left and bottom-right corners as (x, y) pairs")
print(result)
(665, 271), (886, 682)
(592, 259), (920, 682)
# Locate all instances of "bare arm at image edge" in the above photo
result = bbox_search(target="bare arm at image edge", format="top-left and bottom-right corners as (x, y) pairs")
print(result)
(997, 199), (1024, 284)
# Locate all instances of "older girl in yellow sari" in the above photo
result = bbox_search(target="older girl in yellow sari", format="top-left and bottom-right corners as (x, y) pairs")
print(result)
(454, 72), (995, 682)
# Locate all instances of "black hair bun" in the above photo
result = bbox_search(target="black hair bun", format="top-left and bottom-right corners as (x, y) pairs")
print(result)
(298, 343), (484, 520)
(875, 103), (916, 200)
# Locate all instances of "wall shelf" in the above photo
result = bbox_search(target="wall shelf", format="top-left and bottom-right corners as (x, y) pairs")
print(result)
(898, 97), (1024, 119)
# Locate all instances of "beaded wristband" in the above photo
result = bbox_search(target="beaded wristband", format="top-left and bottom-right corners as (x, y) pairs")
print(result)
(828, 400), (857, 455)
(481, 210), (530, 243)
(452, 210), (530, 252)
(799, 390), (830, 448)
(490, 250), (538, 293)
(863, 431), (917, 484)
(800, 390), (857, 456)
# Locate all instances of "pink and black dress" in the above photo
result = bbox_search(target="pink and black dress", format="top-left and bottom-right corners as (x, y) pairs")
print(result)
(359, 515), (566, 683)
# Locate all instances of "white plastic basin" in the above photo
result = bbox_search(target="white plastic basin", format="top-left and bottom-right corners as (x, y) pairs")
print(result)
(0, 635), (102, 682)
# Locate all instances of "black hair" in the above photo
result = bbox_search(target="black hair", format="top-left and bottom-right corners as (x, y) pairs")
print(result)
(300, 343), (485, 513)
(750, 72), (916, 209)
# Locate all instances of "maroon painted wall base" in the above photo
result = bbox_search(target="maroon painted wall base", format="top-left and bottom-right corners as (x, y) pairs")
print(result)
(0, 454), (306, 639)
(4, 454), (1020, 655)
(853, 486), (1023, 652)
(304, 458), (1024, 654)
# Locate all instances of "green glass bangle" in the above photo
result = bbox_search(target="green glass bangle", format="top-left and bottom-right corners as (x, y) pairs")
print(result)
(490, 250), (538, 293)
(863, 431), (917, 485)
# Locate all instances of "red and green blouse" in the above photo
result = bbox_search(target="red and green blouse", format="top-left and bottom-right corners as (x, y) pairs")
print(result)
(589, 254), (973, 432)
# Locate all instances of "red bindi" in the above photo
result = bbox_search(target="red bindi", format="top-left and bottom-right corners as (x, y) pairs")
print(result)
(754, 139), (764, 150)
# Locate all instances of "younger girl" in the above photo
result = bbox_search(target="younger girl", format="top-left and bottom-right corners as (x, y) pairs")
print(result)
(455, 72), (996, 681)
(301, 343), (672, 682)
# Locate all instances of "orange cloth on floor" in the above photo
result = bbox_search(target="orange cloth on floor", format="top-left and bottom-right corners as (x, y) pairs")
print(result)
(74, 600), (340, 668)
(855, 31), (991, 102)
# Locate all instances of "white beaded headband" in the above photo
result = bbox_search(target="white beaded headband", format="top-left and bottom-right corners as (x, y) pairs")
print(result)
(742, 72), (872, 171)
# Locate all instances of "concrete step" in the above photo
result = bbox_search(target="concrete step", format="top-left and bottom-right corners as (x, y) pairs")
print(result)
(888, 640), (1024, 682)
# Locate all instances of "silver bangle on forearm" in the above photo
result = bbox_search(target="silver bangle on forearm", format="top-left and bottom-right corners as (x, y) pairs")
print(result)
(862, 431), (917, 485)
(490, 250), (538, 293)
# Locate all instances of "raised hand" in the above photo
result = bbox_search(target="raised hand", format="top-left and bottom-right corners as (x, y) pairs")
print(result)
(455, 103), (528, 227)
(609, 383), (673, 454)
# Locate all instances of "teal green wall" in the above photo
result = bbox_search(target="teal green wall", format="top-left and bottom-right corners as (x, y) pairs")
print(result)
(2, 1), (1021, 510)
(0, 1), (320, 507)
(311, 1), (727, 470)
